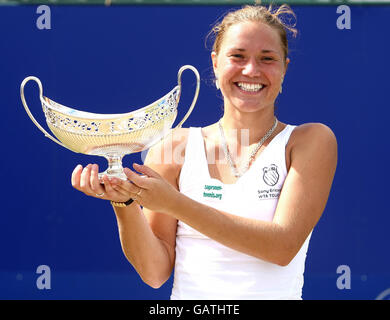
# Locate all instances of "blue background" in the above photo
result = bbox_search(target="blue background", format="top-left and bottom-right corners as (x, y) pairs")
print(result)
(0, 4), (389, 300)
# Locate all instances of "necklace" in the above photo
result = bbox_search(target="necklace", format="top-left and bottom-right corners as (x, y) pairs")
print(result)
(218, 117), (278, 178)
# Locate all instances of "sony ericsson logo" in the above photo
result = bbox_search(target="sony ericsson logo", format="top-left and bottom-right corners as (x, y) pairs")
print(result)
(262, 164), (279, 186)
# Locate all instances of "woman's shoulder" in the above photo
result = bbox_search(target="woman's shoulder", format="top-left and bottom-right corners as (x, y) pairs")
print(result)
(287, 122), (337, 160)
(290, 122), (337, 146)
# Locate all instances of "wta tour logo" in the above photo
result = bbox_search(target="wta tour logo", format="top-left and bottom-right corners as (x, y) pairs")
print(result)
(262, 164), (279, 186)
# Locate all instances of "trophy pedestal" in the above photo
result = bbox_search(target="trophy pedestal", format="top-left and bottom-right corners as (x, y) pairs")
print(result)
(98, 154), (128, 181)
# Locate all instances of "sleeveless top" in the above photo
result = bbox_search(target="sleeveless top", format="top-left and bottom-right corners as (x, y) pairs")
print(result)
(170, 125), (312, 300)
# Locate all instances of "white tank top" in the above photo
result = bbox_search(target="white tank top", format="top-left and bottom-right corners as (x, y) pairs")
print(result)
(170, 125), (312, 300)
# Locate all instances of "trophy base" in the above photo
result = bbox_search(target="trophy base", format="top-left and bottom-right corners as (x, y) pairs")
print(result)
(98, 170), (128, 182)
(98, 154), (128, 182)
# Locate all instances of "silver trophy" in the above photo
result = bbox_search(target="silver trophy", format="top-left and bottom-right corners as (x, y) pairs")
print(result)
(21, 65), (200, 180)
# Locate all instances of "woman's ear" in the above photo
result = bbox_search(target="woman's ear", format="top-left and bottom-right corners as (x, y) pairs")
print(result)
(211, 51), (219, 89)
(211, 51), (218, 74)
(284, 57), (290, 74)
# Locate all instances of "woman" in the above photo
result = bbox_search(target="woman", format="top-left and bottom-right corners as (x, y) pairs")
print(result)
(71, 4), (337, 299)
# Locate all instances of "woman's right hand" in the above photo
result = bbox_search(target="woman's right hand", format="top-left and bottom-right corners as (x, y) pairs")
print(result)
(71, 163), (132, 203)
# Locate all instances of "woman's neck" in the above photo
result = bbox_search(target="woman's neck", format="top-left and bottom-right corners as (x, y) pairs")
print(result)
(219, 107), (276, 146)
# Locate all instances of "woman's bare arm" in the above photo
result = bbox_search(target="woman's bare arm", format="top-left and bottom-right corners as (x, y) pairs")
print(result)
(71, 129), (188, 288)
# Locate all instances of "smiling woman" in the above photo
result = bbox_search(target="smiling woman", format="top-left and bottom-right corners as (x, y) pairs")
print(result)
(72, 3), (338, 300)
(210, 5), (296, 116)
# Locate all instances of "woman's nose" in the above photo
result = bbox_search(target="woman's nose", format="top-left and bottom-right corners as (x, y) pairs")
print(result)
(242, 59), (261, 77)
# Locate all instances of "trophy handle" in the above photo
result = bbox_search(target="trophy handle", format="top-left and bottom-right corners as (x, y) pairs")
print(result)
(20, 76), (67, 149)
(174, 65), (200, 129)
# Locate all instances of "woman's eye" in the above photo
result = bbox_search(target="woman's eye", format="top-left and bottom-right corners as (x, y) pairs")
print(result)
(230, 54), (244, 59)
(261, 57), (276, 62)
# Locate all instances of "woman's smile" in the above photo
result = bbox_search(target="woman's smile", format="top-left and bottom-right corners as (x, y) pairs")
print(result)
(234, 81), (266, 94)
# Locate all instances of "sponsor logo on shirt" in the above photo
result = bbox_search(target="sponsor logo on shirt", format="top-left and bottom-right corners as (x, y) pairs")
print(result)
(262, 164), (279, 186)
(203, 184), (223, 200)
(258, 164), (281, 200)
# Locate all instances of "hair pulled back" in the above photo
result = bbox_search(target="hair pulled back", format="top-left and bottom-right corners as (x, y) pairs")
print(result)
(209, 4), (297, 61)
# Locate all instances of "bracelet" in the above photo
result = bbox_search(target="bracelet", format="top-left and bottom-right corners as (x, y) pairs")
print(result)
(110, 198), (134, 207)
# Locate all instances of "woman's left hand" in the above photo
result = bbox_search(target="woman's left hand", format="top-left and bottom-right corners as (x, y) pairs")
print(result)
(114, 163), (180, 213)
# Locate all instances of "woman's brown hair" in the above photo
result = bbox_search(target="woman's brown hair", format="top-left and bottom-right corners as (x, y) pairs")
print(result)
(209, 4), (297, 62)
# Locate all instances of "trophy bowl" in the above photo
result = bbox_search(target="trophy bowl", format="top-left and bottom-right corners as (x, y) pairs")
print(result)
(21, 65), (200, 180)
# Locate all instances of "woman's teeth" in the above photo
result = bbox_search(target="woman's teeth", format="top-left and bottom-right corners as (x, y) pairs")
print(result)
(236, 82), (263, 92)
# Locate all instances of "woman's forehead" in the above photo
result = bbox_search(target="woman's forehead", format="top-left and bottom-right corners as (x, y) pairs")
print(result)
(221, 21), (282, 53)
